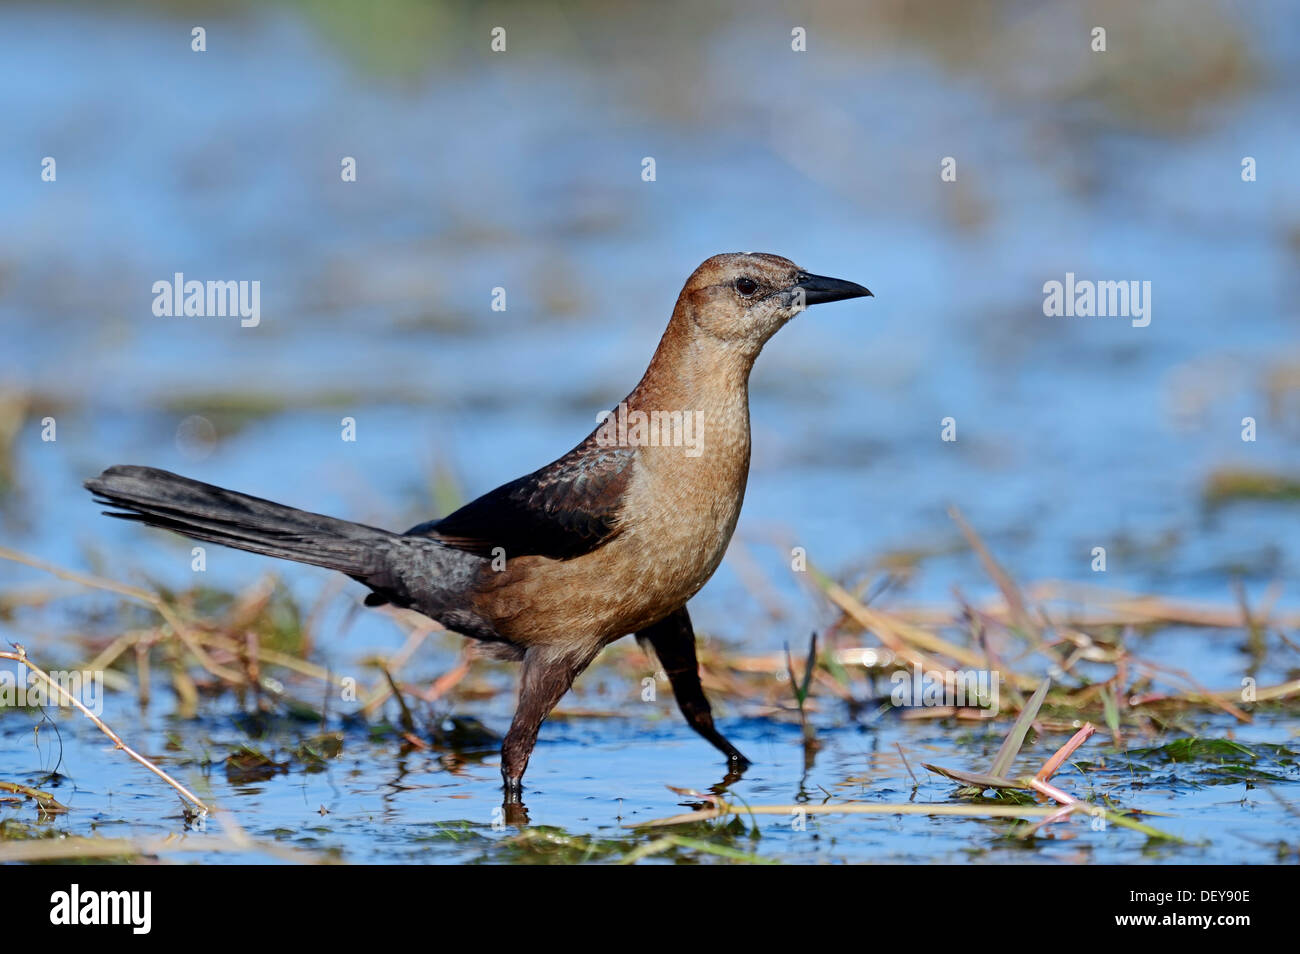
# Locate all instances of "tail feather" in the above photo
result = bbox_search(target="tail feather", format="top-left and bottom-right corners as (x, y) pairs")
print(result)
(85, 465), (396, 578)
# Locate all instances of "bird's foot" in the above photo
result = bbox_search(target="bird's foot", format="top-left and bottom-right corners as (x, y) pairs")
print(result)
(716, 749), (752, 788)
(500, 773), (530, 824)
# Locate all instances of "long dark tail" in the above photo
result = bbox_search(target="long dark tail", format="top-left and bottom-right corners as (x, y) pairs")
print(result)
(85, 465), (397, 579)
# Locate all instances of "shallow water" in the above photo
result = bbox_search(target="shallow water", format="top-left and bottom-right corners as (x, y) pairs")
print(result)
(3, 658), (1297, 864)
(1, 1), (1299, 863)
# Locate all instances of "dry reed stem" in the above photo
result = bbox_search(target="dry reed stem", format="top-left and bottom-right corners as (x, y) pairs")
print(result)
(0, 544), (243, 684)
(947, 506), (1032, 633)
(0, 833), (328, 863)
(0, 646), (209, 814)
(1036, 722), (1096, 782)
(631, 801), (1064, 828)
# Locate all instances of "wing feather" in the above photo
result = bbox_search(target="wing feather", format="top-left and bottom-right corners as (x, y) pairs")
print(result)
(406, 436), (636, 560)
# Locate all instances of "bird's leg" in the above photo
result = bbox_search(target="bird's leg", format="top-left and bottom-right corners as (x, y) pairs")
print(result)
(638, 607), (751, 769)
(501, 648), (585, 799)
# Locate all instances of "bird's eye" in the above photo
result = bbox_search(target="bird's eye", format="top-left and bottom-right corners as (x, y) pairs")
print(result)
(735, 277), (759, 297)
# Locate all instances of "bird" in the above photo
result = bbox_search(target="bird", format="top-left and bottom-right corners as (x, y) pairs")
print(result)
(85, 252), (871, 797)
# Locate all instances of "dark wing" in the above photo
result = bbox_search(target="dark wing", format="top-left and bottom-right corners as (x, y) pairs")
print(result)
(406, 439), (637, 560)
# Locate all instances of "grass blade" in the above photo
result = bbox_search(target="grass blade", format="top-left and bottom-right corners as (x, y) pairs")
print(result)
(989, 676), (1050, 780)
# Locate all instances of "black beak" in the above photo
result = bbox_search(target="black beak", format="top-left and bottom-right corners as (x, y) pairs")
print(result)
(794, 272), (873, 306)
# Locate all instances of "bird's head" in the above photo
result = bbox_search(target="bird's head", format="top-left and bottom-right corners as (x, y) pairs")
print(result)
(677, 252), (871, 356)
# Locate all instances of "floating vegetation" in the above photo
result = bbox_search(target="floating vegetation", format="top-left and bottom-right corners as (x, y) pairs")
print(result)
(1204, 468), (1300, 507)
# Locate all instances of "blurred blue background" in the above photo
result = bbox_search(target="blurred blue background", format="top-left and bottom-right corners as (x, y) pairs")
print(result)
(3, 0), (1299, 651)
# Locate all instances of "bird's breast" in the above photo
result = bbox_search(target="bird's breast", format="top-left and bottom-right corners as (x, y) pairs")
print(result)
(477, 395), (752, 649)
(627, 405), (751, 586)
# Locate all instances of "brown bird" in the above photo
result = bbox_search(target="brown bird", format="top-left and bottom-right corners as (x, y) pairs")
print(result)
(85, 252), (871, 796)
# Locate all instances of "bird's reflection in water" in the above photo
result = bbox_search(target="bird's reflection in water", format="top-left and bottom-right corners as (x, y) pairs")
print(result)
(712, 759), (750, 796)
(499, 757), (752, 829)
